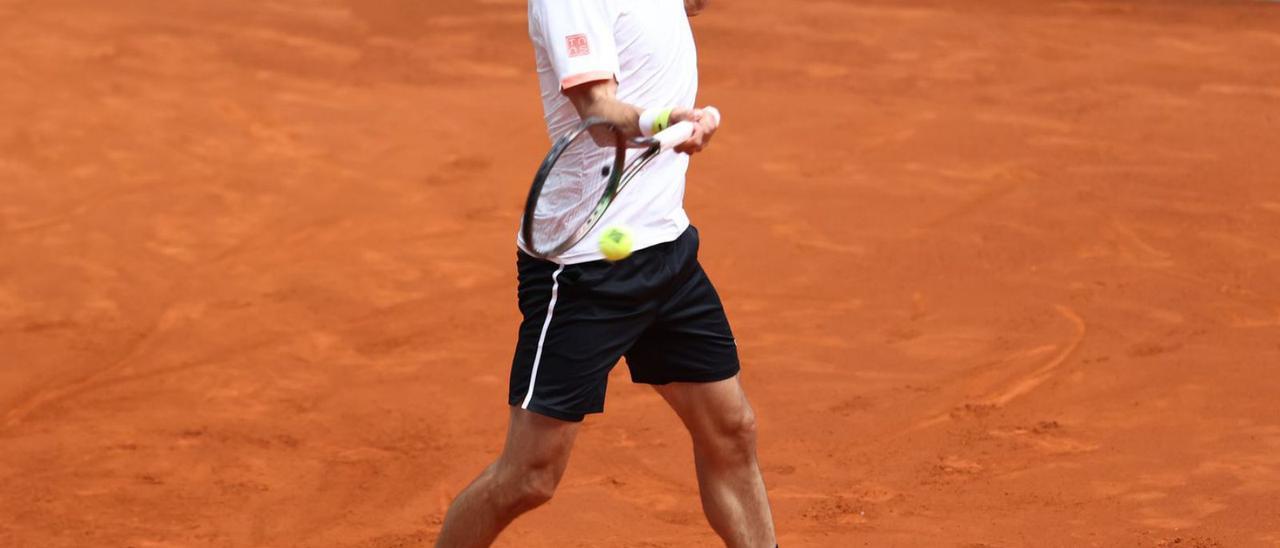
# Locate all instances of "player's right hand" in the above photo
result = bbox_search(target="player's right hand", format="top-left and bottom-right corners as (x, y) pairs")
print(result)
(670, 108), (718, 155)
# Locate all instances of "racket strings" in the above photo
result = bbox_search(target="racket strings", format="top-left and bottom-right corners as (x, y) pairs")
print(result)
(525, 122), (625, 256)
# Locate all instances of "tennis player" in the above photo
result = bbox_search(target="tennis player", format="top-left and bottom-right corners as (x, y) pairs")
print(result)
(435, 1), (777, 546)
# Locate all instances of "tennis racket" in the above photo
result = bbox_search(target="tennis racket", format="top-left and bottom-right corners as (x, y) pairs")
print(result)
(521, 106), (721, 260)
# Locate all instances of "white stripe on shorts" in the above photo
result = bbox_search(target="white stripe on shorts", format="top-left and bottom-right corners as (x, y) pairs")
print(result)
(520, 264), (566, 410)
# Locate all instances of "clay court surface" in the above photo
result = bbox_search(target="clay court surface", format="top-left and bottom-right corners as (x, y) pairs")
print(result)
(4, 0), (1280, 546)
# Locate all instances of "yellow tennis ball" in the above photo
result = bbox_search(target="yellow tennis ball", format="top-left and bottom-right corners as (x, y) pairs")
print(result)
(598, 225), (634, 262)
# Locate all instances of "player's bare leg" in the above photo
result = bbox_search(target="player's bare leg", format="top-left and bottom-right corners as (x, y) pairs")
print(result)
(654, 375), (777, 547)
(434, 407), (579, 548)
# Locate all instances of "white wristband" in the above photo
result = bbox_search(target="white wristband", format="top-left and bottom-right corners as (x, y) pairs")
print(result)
(638, 107), (675, 138)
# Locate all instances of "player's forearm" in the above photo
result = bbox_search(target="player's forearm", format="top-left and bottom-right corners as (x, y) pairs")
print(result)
(563, 80), (643, 141)
(582, 98), (643, 138)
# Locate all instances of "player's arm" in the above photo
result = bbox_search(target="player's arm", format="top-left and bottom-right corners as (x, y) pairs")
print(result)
(562, 79), (642, 141)
(563, 79), (717, 155)
(533, 0), (715, 153)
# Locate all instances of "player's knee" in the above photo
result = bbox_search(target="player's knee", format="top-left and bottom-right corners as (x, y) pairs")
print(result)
(727, 407), (759, 448)
(495, 452), (565, 512)
(510, 465), (561, 511)
(703, 407), (758, 464)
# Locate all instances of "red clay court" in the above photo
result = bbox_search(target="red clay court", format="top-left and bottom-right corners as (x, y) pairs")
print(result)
(2, 1), (1279, 546)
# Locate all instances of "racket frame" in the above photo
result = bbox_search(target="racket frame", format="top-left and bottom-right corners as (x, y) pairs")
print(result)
(521, 117), (627, 260)
(522, 109), (717, 260)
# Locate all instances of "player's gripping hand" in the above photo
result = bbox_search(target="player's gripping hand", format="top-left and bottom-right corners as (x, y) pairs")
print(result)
(669, 107), (719, 155)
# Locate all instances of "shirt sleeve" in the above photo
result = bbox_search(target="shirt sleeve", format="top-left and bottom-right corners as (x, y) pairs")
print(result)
(530, 0), (621, 90)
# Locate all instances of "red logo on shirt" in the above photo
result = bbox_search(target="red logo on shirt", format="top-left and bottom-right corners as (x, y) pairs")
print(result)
(566, 34), (591, 57)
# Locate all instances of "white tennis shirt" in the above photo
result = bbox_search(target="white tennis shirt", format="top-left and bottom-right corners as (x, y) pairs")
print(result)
(520, 0), (698, 264)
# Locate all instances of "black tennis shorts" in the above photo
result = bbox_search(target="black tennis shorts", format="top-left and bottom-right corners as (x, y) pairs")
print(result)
(509, 226), (740, 422)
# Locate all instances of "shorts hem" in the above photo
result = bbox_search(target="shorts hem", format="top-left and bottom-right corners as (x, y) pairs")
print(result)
(511, 401), (594, 423)
(631, 365), (741, 386)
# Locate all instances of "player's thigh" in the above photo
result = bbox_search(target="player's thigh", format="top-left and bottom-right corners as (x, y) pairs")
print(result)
(653, 374), (756, 445)
(497, 406), (581, 474)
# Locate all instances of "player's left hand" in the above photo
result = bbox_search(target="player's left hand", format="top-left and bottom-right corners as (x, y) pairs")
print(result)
(670, 108), (718, 155)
